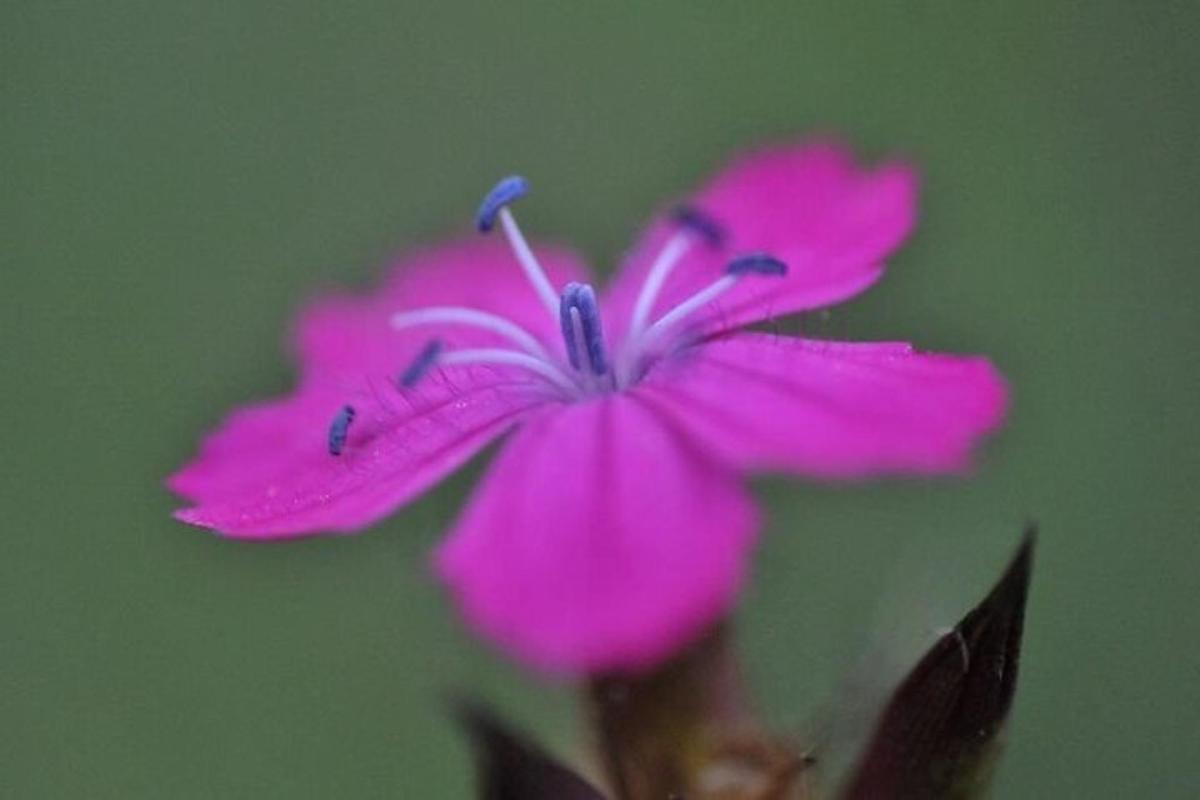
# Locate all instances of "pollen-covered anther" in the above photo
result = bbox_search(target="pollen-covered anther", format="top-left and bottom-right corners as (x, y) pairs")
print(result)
(399, 339), (444, 388)
(327, 405), (356, 456)
(670, 204), (726, 248)
(726, 253), (788, 277)
(475, 176), (529, 233)
(559, 282), (608, 375)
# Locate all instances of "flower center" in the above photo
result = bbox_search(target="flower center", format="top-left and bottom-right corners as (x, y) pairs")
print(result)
(387, 176), (787, 401)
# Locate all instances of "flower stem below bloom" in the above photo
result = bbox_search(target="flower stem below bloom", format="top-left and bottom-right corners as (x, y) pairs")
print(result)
(585, 624), (808, 800)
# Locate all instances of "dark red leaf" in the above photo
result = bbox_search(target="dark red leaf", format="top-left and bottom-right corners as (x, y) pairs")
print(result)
(841, 526), (1035, 800)
(455, 699), (607, 800)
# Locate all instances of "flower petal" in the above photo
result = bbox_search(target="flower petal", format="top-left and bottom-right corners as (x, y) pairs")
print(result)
(435, 395), (759, 674)
(170, 371), (545, 538)
(605, 141), (916, 338)
(297, 237), (591, 380)
(171, 236), (590, 539)
(636, 333), (1006, 477)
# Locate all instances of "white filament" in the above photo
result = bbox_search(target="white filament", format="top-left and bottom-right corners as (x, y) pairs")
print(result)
(637, 273), (738, 350)
(390, 307), (549, 359)
(627, 231), (692, 340)
(499, 207), (560, 319)
(439, 348), (580, 395)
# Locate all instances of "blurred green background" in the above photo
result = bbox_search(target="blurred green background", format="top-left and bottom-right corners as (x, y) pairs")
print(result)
(5, 1), (1198, 796)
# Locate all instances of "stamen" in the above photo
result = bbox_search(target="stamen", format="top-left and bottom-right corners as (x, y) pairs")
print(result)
(726, 252), (788, 276)
(475, 175), (529, 232)
(398, 339), (444, 388)
(627, 207), (727, 340)
(562, 305), (603, 392)
(438, 348), (580, 395)
(390, 307), (550, 359)
(558, 282), (608, 375)
(559, 286), (582, 369)
(327, 405), (356, 456)
(628, 232), (690, 340)
(641, 275), (738, 344)
(670, 204), (726, 247)
(498, 208), (560, 318)
(474, 176), (560, 318)
(639, 253), (789, 346)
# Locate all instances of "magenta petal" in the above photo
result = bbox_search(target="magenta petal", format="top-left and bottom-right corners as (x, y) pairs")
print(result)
(297, 237), (591, 380)
(171, 375), (544, 538)
(170, 235), (591, 539)
(637, 333), (1006, 477)
(604, 141), (917, 337)
(435, 396), (760, 674)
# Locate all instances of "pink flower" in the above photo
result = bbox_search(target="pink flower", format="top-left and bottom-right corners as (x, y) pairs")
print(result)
(170, 141), (1006, 674)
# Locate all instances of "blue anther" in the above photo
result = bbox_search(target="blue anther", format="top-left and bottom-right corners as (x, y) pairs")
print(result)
(558, 284), (583, 370)
(558, 282), (608, 375)
(328, 405), (356, 456)
(726, 253), (788, 277)
(398, 339), (443, 388)
(475, 175), (529, 232)
(670, 204), (726, 247)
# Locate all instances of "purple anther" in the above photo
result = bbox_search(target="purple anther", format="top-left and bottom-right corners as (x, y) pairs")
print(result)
(726, 253), (788, 277)
(399, 339), (444, 388)
(327, 405), (356, 456)
(558, 282), (608, 375)
(475, 176), (529, 233)
(670, 204), (726, 248)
